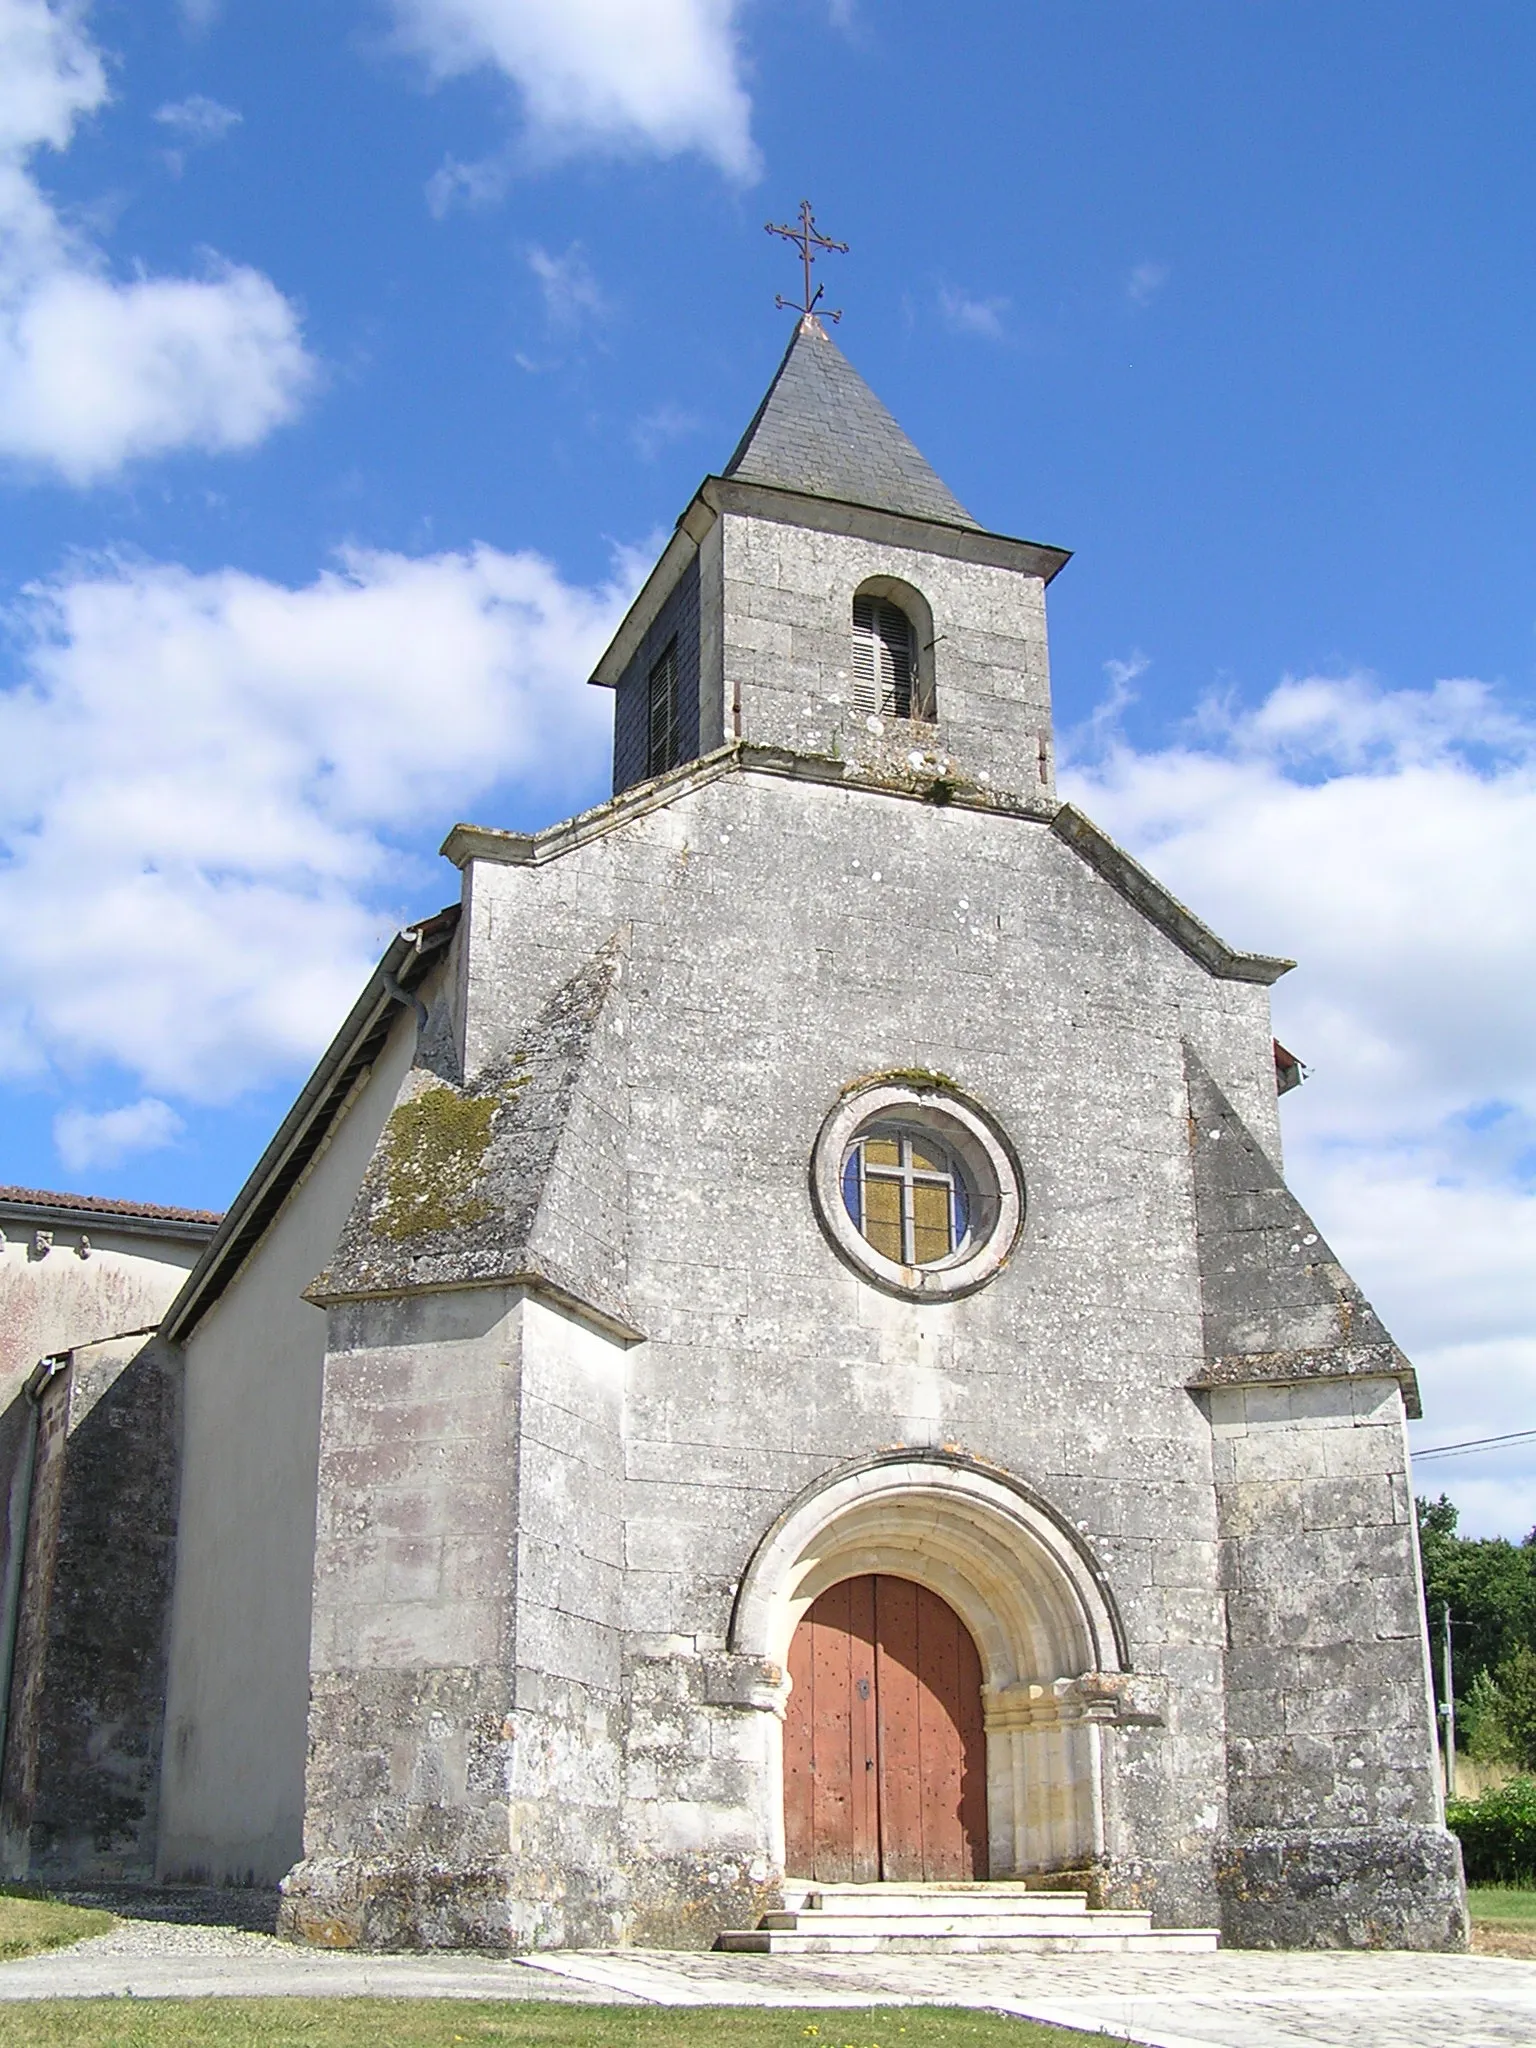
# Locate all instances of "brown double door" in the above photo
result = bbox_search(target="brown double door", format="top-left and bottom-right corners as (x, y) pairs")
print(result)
(784, 1574), (988, 1881)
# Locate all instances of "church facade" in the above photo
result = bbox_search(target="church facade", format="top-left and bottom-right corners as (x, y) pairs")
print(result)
(0, 319), (1465, 1951)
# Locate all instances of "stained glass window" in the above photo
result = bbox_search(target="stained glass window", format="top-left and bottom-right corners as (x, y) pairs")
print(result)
(841, 1123), (971, 1267)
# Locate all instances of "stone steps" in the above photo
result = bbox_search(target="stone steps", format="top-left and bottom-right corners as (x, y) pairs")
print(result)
(779, 1882), (1093, 1917)
(759, 1912), (1157, 1935)
(716, 1881), (1219, 1955)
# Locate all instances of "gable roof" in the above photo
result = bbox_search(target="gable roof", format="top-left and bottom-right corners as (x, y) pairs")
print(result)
(161, 904), (461, 1344)
(723, 315), (980, 528)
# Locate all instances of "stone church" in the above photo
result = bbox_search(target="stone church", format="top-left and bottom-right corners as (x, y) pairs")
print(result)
(0, 316), (1466, 1954)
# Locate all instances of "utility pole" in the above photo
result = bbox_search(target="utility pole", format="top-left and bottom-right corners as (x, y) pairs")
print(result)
(1440, 1602), (1457, 1799)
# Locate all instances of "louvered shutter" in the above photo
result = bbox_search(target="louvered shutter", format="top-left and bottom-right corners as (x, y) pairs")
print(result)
(647, 640), (678, 775)
(851, 596), (915, 719)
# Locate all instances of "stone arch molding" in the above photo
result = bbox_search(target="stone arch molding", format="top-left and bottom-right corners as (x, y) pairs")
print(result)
(732, 1451), (1158, 1878)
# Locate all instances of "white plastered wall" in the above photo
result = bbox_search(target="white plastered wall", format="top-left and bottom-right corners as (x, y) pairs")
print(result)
(156, 1005), (420, 1884)
(0, 1223), (202, 1395)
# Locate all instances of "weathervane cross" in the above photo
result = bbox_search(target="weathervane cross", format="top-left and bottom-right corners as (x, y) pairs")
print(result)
(766, 200), (849, 324)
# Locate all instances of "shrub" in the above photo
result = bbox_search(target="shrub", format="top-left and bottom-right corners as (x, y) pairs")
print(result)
(1465, 1668), (1518, 1765)
(1447, 1775), (1536, 1884)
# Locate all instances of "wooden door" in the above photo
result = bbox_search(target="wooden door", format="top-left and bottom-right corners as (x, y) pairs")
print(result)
(784, 1574), (987, 1881)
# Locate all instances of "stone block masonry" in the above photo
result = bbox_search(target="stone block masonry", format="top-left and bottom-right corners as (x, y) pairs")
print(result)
(56, 317), (1461, 1956)
(266, 746), (1458, 1949)
(0, 1334), (180, 1883)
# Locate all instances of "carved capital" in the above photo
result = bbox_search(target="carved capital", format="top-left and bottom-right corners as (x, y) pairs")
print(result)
(984, 1670), (1167, 1732)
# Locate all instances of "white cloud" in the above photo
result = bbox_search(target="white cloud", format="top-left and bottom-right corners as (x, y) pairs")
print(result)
(630, 399), (697, 460)
(154, 94), (241, 144)
(526, 240), (606, 328)
(425, 148), (511, 215)
(0, 542), (633, 1103)
(1101, 649), (1149, 694)
(0, 0), (312, 483)
(0, 0), (102, 154)
(388, 0), (758, 179)
(1127, 259), (1169, 306)
(1078, 651), (1149, 754)
(54, 1097), (183, 1171)
(1063, 669), (1536, 1536)
(937, 283), (1007, 341)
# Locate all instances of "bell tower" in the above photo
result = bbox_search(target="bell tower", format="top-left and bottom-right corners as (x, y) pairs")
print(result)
(590, 314), (1070, 805)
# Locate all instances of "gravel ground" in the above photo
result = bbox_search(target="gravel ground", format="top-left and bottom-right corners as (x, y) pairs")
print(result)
(44, 1885), (279, 1932)
(3, 1908), (1536, 2048)
(0, 1919), (613, 2004)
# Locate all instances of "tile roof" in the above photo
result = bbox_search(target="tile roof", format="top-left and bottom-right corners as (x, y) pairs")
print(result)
(723, 316), (980, 528)
(0, 1185), (224, 1227)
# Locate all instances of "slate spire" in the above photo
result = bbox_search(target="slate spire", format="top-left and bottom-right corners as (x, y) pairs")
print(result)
(723, 316), (980, 529)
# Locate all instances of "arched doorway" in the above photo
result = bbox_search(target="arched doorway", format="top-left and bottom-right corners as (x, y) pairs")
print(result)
(732, 1452), (1132, 1880)
(784, 1574), (987, 1881)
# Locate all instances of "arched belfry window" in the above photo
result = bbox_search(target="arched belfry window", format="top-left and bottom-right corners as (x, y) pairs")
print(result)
(851, 582), (935, 722)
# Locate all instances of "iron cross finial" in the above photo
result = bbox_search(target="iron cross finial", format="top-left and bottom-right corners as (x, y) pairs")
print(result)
(766, 200), (849, 325)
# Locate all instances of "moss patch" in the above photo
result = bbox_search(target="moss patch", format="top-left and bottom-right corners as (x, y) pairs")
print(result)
(376, 1085), (503, 1241)
(855, 1068), (960, 1094)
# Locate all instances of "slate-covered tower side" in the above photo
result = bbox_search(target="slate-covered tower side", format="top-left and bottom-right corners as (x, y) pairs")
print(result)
(259, 318), (1465, 1952)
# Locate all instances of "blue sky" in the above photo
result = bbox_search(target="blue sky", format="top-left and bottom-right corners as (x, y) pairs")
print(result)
(2, 1), (1533, 1532)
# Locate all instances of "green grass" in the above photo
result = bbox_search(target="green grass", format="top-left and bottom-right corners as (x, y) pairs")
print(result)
(1468, 1885), (1536, 1926)
(0, 2003), (1119, 2048)
(0, 1892), (113, 1960)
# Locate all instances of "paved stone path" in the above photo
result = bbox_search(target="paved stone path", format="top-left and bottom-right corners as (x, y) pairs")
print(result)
(2, 1920), (1535, 2048)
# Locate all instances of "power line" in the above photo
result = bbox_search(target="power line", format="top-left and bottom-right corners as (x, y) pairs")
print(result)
(1414, 1426), (1536, 1463)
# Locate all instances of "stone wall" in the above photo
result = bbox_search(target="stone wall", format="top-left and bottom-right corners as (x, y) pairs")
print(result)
(0, 1334), (180, 1881)
(1209, 1376), (1467, 1948)
(715, 513), (1055, 800)
(156, 993), (424, 1886)
(613, 555), (701, 794)
(280, 1288), (644, 1950)
(436, 769), (1291, 1939)
(0, 1214), (205, 1736)
(257, 749), (1462, 1949)
(434, 760), (1454, 1947)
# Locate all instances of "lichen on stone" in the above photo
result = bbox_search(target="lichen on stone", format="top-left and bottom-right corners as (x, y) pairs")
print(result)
(857, 1065), (959, 1093)
(375, 1084), (501, 1242)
